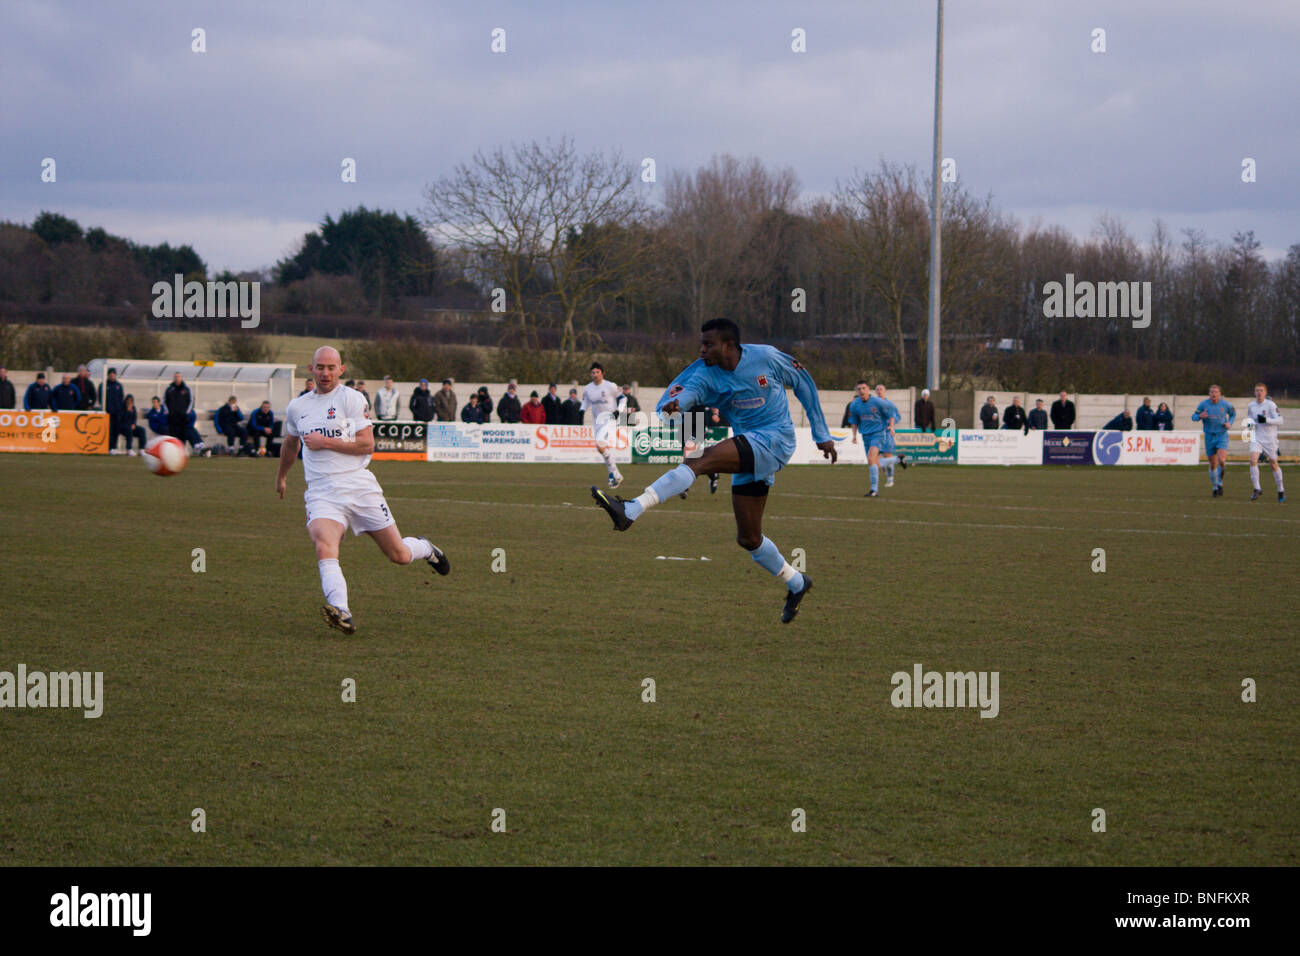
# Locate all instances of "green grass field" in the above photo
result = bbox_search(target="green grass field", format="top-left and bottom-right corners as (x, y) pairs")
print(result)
(1, 455), (1295, 866)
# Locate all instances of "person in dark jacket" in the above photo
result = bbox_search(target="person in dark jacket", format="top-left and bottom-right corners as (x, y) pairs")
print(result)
(72, 365), (96, 410)
(541, 384), (563, 424)
(1103, 409), (1134, 431)
(979, 396), (999, 429)
(409, 379), (434, 422)
(914, 389), (936, 432)
(1002, 396), (1028, 431)
(432, 380), (458, 422)
(24, 373), (52, 410)
(216, 395), (250, 453)
(164, 372), (194, 440)
(496, 381), (522, 423)
(249, 400), (277, 455)
(1027, 399), (1049, 430)
(298, 379), (316, 397)
(1050, 390), (1075, 429)
(51, 373), (81, 410)
(476, 387), (494, 422)
(1154, 402), (1174, 431)
(99, 368), (125, 418)
(116, 394), (147, 454)
(561, 388), (582, 425)
(461, 394), (485, 423)
(147, 397), (170, 436)
(0, 367), (16, 409)
(620, 383), (641, 415)
(1135, 397), (1156, 430)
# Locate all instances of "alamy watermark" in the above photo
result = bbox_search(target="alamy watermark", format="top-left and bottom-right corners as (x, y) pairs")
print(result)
(151, 273), (260, 328)
(890, 663), (999, 718)
(1042, 274), (1151, 329)
(1, 664), (103, 718)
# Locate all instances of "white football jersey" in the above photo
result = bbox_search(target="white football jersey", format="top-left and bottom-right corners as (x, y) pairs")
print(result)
(581, 380), (624, 424)
(1246, 399), (1283, 443)
(284, 385), (373, 485)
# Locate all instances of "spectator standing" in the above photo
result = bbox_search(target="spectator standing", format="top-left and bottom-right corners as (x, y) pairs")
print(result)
(914, 388), (936, 432)
(1002, 396), (1027, 431)
(461, 394), (484, 423)
(217, 395), (251, 453)
(1135, 397), (1156, 430)
(497, 381), (522, 423)
(620, 383), (641, 417)
(433, 379), (458, 422)
(1027, 399), (1048, 430)
(562, 388), (583, 425)
(542, 383), (563, 424)
(409, 379), (435, 422)
(298, 378), (316, 397)
(99, 368), (125, 420)
(1050, 390), (1075, 429)
(1154, 402), (1174, 431)
(249, 400), (277, 455)
(979, 395), (999, 429)
(116, 395), (147, 455)
(164, 372), (194, 441)
(73, 365), (96, 410)
(374, 377), (399, 421)
(521, 390), (546, 424)
(51, 373), (81, 410)
(0, 367), (15, 409)
(24, 373), (52, 410)
(476, 387), (494, 422)
(147, 397), (169, 436)
(355, 380), (371, 415)
(1103, 409), (1134, 431)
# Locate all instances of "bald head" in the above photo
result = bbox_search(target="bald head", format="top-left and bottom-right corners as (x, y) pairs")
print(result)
(310, 346), (344, 392)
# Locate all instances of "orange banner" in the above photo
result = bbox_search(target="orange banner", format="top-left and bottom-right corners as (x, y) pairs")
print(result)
(0, 411), (110, 454)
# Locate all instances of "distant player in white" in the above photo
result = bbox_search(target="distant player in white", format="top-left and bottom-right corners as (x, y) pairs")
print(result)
(1246, 381), (1286, 502)
(276, 347), (451, 635)
(581, 362), (627, 488)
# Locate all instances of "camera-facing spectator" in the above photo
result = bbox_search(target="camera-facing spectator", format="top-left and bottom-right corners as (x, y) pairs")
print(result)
(542, 383), (563, 424)
(1154, 402), (1174, 431)
(980, 395), (999, 429)
(51, 373), (81, 410)
(115, 394), (147, 455)
(217, 395), (251, 453)
(147, 396), (169, 436)
(1002, 396), (1027, 431)
(497, 381), (522, 423)
(72, 365), (96, 410)
(409, 379), (434, 422)
(299, 378), (316, 397)
(461, 393), (485, 423)
(99, 367), (124, 419)
(562, 388), (583, 425)
(1135, 396), (1156, 430)
(433, 379), (457, 421)
(249, 400), (277, 455)
(1027, 399), (1048, 430)
(476, 386), (494, 422)
(915, 388), (936, 432)
(521, 390), (546, 424)
(164, 372), (193, 441)
(1103, 409), (1134, 431)
(23, 372), (50, 410)
(0, 367), (17, 409)
(620, 383), (640, 415)
(374, 376), (399, 421)
(1050, 390), (1075, 429)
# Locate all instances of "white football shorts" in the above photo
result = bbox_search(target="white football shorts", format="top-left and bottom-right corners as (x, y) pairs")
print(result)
(304, 470), (395, 536)
(594, 418), (617, 446)
(1250, 438), (1279, 461)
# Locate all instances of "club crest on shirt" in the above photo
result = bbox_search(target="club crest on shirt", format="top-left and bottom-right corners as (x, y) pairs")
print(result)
(792, 360), (804, 371)
(327, 407), (336, 419)
(757, 375), (769, 388)
(668, 384), (684, 397)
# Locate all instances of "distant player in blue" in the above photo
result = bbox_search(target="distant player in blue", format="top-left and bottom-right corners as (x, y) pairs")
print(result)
(874, 383), (908, 488)
(591, 319), (836, 623)
(1192, 384), (1235, 497)
(848, 382), (906, 496)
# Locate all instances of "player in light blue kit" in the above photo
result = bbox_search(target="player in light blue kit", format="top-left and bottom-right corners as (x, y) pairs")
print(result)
(847, 382), (905, 497)
(1192, 384), (1235, 497)
(874, 383), (907, 488)
(591, 319), (837, 623)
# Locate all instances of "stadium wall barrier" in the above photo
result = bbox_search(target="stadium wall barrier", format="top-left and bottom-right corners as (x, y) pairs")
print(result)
(420, 422), (633, 463)
(0, 410), (109, 454)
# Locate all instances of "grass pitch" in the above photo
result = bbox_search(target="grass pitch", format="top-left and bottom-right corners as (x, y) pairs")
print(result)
(0, 455), (1295, 866)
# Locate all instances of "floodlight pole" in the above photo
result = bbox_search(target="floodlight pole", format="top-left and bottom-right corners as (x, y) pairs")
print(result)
(926, 0), (944, 392)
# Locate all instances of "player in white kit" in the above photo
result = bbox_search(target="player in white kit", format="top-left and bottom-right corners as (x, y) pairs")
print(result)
(276, 347), (450, 634)
(1245, 382), (1285, 502)
(582, 362), (627, 488)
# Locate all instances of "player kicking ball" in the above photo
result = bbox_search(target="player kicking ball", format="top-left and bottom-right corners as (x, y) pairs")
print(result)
(276, 347), (450, 635)
(1246, 381), (1286, 502)
(591, 319), (836, 623)
(1192, 384), (1235, 497)
(582, 362), (627, 489)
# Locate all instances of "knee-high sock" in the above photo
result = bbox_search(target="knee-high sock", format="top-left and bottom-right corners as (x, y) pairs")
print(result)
(1250, 464), (1261, 490)
(1275, 466), (1286, 492)
(869, 463), (879, 492)
(402, 536), (432, 562)
(748, 536), (804, 593)
(879, 455), (898, 468)
(626, 463), (693, 520)
(1209, 465), (1218, 487)
(601, 448), (620, 476)
(1218, 465), (1225, 484)
(318, 558), (349, 611)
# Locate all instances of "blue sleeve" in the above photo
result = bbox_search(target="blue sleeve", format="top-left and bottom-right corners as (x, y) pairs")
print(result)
(23, 385), (31, 410)
(774, 350), (831, 444)
(656, 360), (711, 421)
(1190, 401), (1203, 422)
(1224, 401), (1235, 425)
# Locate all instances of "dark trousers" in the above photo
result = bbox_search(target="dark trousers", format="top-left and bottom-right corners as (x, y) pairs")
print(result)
(170, 420), (203, 448)
(224, 424), (250, 449)
(117, 424), (146, 450)
(249, 430), (276, 453)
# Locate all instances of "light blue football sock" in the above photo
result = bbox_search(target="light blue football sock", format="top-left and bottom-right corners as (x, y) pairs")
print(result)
(625, 463), (694, 520)
(1218, 465), (1224, 485)
(1209, 465), (1217, 487)
(870, 464), (879, 492)
(749, 536), (803, 592)
(886, 462), (895, 479)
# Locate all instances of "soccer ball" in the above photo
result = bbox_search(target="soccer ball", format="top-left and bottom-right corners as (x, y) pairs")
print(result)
(144, 436), (188, 476)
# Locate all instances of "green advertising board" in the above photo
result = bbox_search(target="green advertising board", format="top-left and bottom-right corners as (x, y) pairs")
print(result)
(631, 426), (730, 464)
(894, 428), (958, 464)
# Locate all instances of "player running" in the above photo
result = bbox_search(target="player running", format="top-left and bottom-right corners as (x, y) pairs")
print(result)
(582, 363), (627, 489)
(848, 382), (906, 497)
(1192, 384), (1235, 497)
(276, 347), (450, 635)
(1245, 382), (1285, 502)
(590, 319), (836, 623)
(873, 384), (908, 487)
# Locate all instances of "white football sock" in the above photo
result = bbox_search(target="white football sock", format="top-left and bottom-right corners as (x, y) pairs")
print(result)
(1250, 464), (1261, 491)
(402, 537), (433, 562)
(318, 558), (349, 612)
(1276, 469), (1286, 492)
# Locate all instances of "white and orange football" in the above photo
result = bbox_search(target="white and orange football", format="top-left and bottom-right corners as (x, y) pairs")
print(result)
(143, 435), (189, 476)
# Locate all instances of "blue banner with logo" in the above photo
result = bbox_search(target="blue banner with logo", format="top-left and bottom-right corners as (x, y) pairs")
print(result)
(1041, 431), (1095, 465)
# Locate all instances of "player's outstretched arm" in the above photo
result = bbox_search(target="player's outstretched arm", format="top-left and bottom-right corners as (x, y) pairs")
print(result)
(276, 436), (301, 498)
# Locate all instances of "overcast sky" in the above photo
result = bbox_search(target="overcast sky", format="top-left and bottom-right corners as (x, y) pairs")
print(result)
(3, 0), (1296, 274)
